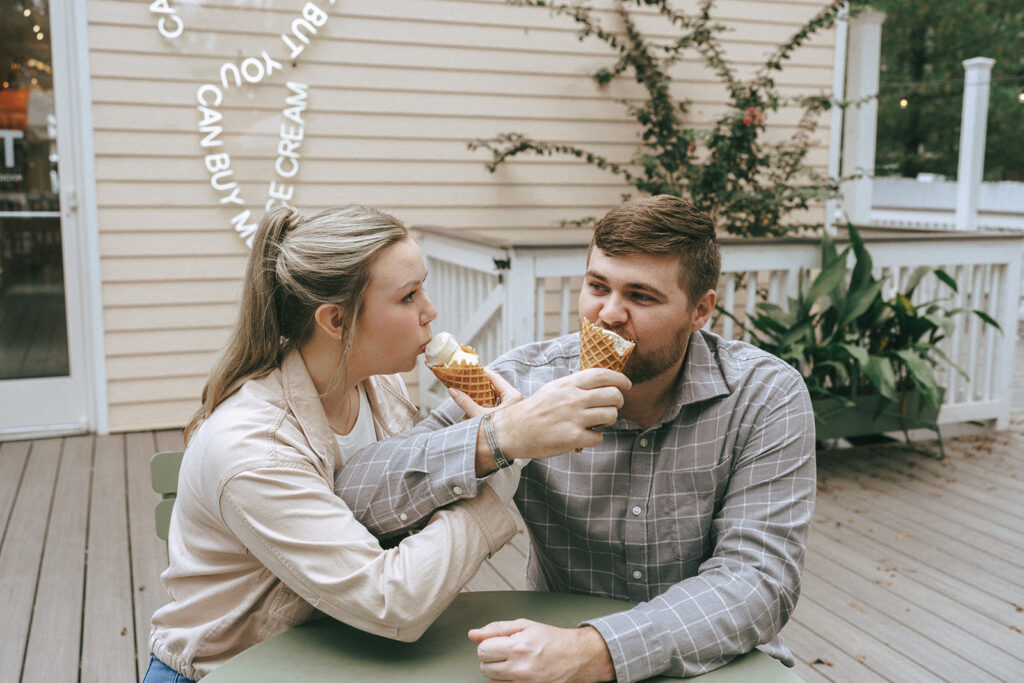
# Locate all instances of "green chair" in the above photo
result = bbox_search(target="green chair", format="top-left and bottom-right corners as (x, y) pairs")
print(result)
(151, 450), (185, 541)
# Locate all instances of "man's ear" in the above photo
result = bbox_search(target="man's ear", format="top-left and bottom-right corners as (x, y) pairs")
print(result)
(313, 303), (347, 339)
(691, 289), (717, 330)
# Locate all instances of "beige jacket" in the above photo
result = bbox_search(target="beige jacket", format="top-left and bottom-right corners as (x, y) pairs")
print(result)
(150, 350), (517, 680)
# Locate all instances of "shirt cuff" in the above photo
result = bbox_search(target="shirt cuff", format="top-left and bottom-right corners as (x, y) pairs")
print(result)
(582, 609), (668, 683)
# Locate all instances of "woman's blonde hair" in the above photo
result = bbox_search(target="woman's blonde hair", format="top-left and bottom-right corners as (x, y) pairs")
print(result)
(185, 204), (409, 443)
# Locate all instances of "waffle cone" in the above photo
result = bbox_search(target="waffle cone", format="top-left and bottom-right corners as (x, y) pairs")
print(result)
(579, 318), (635, 372)
(429, 345), (497, 407)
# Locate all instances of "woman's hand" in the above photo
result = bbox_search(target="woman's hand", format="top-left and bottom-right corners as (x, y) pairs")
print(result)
(489, 369), (630, 461)
(449, 368), (523, 419)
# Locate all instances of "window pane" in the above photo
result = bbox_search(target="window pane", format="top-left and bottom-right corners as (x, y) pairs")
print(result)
(0, 0), (69, 380)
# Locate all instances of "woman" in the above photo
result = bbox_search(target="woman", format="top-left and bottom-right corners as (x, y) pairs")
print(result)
(144, 205), (521, 682)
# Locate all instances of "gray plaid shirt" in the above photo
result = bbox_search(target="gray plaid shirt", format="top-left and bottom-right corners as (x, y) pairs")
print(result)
(336, 330), (815, 681)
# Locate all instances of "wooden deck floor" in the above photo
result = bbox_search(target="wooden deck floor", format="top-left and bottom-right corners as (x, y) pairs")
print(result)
(1, 420), (1022, 682)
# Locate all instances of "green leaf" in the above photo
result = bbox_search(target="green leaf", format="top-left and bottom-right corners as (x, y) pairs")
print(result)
(848, 224), (874, 290)
(934, 269), (958, 293)
(804, 247), (850, 314)
(903, 265), (933, 296)
(862, 355), (898, 402)
(928, 345), (970, 380)
(778, 319), (815, 350)
(894, 349), (941, 406)
(820, 230), (838, 270)
(838, 343), (870, 367)
(972, 310), (1002, 332)
(839, 278), (886, 328)
(816, 360), (851, 385)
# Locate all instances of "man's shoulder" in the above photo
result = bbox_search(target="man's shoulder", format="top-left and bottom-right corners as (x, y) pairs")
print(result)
(702, 331), (804, 390)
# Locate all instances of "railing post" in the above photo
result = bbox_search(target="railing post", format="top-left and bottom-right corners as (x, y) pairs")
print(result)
(955, 57), (995, 232)
(840, 8), (885, 227)
(505, 248), (537, 348)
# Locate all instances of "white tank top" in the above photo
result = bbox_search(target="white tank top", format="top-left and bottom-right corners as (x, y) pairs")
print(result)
(332, 385), (377, 468)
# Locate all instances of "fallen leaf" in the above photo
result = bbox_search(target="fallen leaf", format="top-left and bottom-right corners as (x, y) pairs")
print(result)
(849, 602), (864, 612)
(1010, 626), (1022, 634)
(138, 585), (146, 592)
(875, 580), (892, 586)
(896, 532), (910, 539)
(848, 518), (854, 523)
(854, 509), (869, 514)
(878, 557), (891, 563)
(835, 522), (842, 528)
(857, 654), (866, 663)
(902, 567), (917, 573)
(120, 627), (127, 636)
(810, 658), (834, 667)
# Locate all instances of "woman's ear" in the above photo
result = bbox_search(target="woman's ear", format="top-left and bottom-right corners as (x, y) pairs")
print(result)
(313, 303), (347, 339)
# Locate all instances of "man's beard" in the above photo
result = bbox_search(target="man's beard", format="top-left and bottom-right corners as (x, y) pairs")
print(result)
(603, 324), (691, 384)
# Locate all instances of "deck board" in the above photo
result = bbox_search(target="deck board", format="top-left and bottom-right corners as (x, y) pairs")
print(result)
(0, 440), (30, 545)
(0, 438), (59, 682)
(125, 430), (170, 683)
(2, 420), (1023, 682)
(21, 436), (91, 683)
(80, 434), (137, 682)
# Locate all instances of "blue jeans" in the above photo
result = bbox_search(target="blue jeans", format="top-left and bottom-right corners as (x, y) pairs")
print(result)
(142, 653), (196, 683)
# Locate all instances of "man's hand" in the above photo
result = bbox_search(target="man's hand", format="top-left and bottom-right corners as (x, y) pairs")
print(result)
(468, 619), (615, 683)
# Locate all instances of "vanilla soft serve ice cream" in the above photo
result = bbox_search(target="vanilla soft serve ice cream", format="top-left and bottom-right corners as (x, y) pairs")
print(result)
(425, 331), (480, 367)
(424, 332), (496, 406)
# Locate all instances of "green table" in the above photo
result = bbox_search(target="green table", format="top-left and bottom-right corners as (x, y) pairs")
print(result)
(203, 590), (801, 682)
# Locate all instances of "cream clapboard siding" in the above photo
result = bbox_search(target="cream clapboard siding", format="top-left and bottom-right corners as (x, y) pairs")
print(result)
(87, 0), (837, 431)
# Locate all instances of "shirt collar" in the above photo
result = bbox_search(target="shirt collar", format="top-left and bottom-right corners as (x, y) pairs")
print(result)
(280, 347), (338, 469)
(620, 330), (732, 430)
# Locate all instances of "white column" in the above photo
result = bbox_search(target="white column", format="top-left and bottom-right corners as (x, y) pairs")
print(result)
(824, 5), (849, 236)
(840, 9), (885, 227)
(955, 57), (995, 231)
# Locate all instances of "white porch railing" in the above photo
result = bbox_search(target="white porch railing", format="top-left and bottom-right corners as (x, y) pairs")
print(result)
(413, 225), (1023, 431)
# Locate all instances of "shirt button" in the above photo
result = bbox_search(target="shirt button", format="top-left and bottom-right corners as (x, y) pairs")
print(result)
(639, 438), (648, 447)
(632, 570), (642, 580)
(452, 485), (464, 495)
(399, 513), (408, 522)
(632, 505), (642, 516)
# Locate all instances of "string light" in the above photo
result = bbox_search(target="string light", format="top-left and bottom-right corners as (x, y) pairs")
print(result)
(899, 97), (909, 109)
(23, 8), (30, 16)
(1018, 92), (1024, 104)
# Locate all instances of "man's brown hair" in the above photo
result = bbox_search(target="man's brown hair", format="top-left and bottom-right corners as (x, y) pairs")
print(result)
(589, 195), (721, 303)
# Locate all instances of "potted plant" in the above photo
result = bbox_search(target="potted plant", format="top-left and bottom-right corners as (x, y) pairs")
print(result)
(719, 225), (1001, 456)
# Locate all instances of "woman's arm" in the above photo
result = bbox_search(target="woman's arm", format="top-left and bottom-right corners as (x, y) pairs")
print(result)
(220, 460), (519, 641)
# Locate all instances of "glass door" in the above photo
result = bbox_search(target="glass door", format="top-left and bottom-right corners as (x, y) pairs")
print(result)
(0, 0), (94, 438)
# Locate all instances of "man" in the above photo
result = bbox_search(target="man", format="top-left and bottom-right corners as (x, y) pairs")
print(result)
(337, 195), (816, 681)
